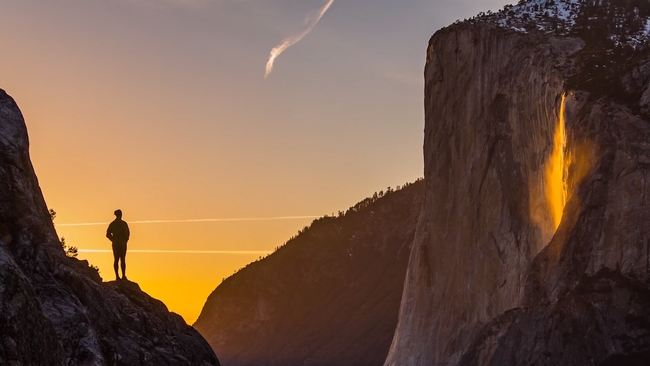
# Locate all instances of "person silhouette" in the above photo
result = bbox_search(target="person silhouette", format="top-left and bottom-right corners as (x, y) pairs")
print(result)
(106, 209), (130, 281)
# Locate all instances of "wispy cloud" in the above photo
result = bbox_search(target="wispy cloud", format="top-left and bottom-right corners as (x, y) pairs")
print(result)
(78, 249), (272, 254)
(265, 0), (334, 77)
(56, 215), (320, 227)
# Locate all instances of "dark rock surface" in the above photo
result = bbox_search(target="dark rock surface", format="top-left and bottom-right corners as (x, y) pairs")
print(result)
(194, 180), (424, 366)
(459, 269), (650, 366)
(385, 1), (650, 365)
(0, 89), (220, 366)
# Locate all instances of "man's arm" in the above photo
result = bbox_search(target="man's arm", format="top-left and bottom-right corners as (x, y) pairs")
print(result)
(106, 223), (113, 241)
(125, 223), (130, 241)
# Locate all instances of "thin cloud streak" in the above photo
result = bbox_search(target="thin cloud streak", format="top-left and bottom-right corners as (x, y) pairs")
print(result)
(265, 0), (334, 77)
(56, 215), (320, 227)
(78, 249), (272, 254)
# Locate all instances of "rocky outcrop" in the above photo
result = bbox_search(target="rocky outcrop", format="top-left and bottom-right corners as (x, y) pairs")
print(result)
(459, 269), (650, 366)
(0, 89), (220, 366)
(194, 180), (424, 366)
(385, 1), (650, 365)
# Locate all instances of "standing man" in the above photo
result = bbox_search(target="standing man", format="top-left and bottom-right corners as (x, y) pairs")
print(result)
(106, 209), (130, 281)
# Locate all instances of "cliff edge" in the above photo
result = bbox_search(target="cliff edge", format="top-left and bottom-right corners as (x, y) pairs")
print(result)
(0, 89), (220, 366)
(385, 1), (650, 365)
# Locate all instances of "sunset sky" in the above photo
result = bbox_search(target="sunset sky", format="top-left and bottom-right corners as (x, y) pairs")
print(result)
(1, 0), (508, 323)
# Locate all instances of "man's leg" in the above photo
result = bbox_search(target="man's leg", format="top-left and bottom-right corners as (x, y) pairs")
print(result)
(113, 250), (120, 281)
(120, 253), (127, 281)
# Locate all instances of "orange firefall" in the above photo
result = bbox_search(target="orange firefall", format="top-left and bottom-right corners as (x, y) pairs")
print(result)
(545, 93), (567, 230)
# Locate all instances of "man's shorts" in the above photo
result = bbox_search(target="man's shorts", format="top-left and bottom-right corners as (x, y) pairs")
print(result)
(112, 241), (127, 258)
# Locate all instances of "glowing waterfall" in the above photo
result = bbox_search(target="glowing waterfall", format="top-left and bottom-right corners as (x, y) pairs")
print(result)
(544, 93), (567, 230)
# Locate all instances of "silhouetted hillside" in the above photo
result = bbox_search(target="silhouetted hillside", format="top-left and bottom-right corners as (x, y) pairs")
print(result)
(194, 179), (424, 366)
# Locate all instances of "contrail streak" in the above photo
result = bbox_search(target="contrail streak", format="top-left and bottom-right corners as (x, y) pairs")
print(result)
(265, 0), (335, 77)
(56, 215), (320, 227)
(78, 249), (272, 254)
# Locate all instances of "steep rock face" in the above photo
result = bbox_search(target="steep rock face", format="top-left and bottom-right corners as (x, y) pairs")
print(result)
(459, 269), (650, 366)
(386, 1), (650, 365)
(460, 70), (650, 366)
(195, 181), (424, 366)
(385, 25), (573, 366)
(0, 245), (65, 365)
(0, 89), (220, 366)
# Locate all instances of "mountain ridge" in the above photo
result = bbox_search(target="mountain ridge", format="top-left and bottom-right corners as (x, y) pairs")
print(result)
(195, 179), (424, 366)
(465, 0), (650, 50)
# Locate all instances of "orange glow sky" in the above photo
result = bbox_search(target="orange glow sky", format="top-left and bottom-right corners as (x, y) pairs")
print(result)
(1, 0), (507, 323)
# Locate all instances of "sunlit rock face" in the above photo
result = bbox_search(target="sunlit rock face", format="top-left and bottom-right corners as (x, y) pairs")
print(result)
(0, 90), (220, 366)
(385, 0), (650, 365)
(195, 181), (424, 366)
(385, 25), (571, 366)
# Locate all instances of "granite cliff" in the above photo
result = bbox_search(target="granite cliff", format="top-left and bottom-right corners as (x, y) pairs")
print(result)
(385, 1), (650, 365)
(194, 180), (424, 366)
(0, 89), (220, 366)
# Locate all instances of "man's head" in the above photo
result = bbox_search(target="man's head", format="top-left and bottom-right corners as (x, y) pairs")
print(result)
(114, 209), (122, 219)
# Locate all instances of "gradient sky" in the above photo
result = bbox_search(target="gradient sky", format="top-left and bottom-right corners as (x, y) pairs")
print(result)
(1, 0), (508, 323)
